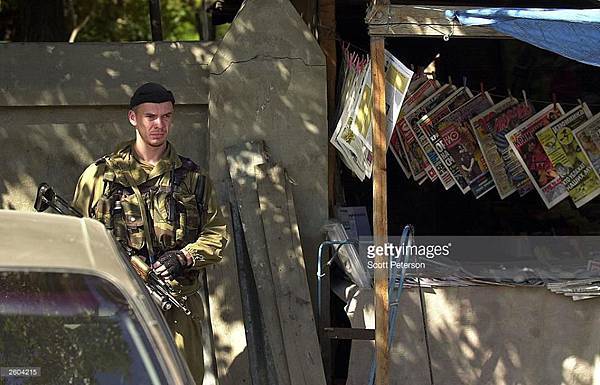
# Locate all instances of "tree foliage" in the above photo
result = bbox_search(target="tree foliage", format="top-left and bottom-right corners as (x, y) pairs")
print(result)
(0, 0), (223, 42)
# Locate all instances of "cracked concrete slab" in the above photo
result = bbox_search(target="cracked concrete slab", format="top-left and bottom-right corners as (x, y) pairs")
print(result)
(208, 0), (327, 383)
(209, 0), (325, 75)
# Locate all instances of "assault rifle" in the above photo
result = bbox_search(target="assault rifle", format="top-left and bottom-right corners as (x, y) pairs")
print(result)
(34, 183), (192, 316)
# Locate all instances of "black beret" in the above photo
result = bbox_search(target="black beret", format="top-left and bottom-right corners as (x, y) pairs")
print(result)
(129, 82), (175, 109)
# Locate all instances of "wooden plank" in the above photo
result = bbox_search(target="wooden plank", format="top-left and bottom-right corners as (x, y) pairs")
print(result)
(226, 142), (292, 385)
(285, 176), (333, 383)
(323, 327), (376, 340)
(257, 164), (327, 385)
(318, 0), (338, 217)
(371, 35), (389, 385)
(228, 186), (270, 385)
(318, 242), (333, 382)
(366, 4), (509, 38)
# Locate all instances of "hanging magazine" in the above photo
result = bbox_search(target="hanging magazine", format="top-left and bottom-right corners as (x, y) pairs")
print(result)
(470, 98), (536, 199)
(433, 92), (495, 197)
(398, 84), (456, 182)
(506, 104), (566, 209)
(349, 50), (414, 153)
(413, 87), (474, 190)
(396, 120), (434, 184)
(573, 113), (600, 184)
(383, 52), (415, 143)
(389, 79), (440, 179)
(331, 58), (371, 180)
(536, 104), (599, 208)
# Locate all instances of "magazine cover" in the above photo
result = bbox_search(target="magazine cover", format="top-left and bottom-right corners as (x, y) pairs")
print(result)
(389, 133), (412, 179)
(506, 104), (566, 209)
(425, 165), (438, 182)
(399, 84), (456, 181)
(413, 87), (474, 190)
(433, 92), (495, 196)
(470, 97), (536, 199)
(389, 79), (440, 179)
(349, 50), (414, 152)
(573, 113), (600, 183)
(383, 51), (415, 143)
(397, 120), (431, 182)
(330, 62), (371, 180)
(536, 104), (599, 208)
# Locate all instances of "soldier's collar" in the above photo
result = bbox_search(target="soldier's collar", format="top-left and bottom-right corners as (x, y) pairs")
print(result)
(147, 142), (182, 179)
(107, 140), (182, 186)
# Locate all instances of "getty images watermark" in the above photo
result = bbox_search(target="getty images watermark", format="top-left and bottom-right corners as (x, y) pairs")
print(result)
(365, 242), (452, 270)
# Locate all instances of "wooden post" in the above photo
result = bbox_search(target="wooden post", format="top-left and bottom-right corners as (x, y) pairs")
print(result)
(198, 0), (215, 41)
(370, 35), (389, 385)
(148, 0), (163, 41)
(318, 0), (337, 216)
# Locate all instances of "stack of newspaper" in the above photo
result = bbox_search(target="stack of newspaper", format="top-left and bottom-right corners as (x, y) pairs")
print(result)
(546, 260), (600, 300)
(547, 279), (600, 301)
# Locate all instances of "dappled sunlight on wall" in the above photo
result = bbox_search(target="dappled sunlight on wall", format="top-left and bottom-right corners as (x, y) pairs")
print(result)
(207, 0), (328, 383)
(345, 286), (600, 385)
(0, 42), (214, 211)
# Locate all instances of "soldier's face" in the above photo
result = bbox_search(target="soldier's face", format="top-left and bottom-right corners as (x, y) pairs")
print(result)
(128, 102), (174, 148)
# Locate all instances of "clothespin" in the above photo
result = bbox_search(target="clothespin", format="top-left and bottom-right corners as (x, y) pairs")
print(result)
(507, 88), (513, 100)
(552, 93), (558, 111)
(448, 75), (453, 86)
(462, 76), (467, 88)
(577, 98), (583, 107)
(343, 42), (350, 61)
(480, 82), (485, 95)
(522, 90), (528, 106)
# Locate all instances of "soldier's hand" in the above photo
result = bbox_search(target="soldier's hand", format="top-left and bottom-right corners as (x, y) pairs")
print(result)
(153, 250), (188, 280)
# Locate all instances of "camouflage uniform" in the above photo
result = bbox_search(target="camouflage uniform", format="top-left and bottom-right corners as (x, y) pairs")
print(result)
(72, 140), (228, 384)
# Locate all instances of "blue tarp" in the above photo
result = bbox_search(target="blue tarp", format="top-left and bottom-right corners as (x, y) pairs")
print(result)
(446, 8), (600, 67)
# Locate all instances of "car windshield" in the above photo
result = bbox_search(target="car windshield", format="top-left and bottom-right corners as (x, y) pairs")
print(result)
(0, 271), (168, 385)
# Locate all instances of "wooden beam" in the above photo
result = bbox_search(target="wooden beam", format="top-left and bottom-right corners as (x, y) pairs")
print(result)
(371, 35), (389, 385)
(318, 0), (338, 217)
(257, 164), (327, 385)
(228, 187), (270, 385)
(198, 1), (215, 41)
(366, 4), (510, 38)
(148, 0), (163, 41)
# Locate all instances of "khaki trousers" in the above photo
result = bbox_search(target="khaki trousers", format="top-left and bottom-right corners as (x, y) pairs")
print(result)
(162, 293), (204, 385)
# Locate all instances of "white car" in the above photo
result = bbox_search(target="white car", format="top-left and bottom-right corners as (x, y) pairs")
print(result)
(0, 210), (196, 385)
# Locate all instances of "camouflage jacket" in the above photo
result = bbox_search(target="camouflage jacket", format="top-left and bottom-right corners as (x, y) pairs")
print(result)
(72, 140), (228, 295)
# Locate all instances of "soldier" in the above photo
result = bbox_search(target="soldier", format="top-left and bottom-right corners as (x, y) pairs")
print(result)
(72, 82), (228, 384)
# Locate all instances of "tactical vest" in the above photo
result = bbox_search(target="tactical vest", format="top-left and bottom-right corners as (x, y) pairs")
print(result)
(92, 155), (206, 261)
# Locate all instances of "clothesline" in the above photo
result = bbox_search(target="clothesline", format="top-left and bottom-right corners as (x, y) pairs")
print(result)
(336, 38), (600, 108)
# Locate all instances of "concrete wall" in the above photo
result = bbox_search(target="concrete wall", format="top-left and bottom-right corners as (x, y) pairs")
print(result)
(344, 286), (600, 385)
(209, 0), (328, 305)
(206, 1), (328, 383)
(0, 3), (329, 381)
(0, 41), (215, 210)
